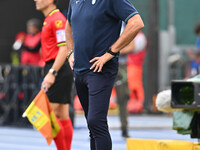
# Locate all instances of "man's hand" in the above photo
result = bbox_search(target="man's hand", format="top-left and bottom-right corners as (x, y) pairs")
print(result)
(68, 52), (74, 70)
(41, 72), (55, 92)
(90, 52), (114, 72)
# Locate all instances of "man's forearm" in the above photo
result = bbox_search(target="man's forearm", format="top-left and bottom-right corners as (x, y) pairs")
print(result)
(120, 39), (135, 55)
(50, 21), (74, 72)
(42, 45), (67, 91)
(65, 21), (74, 54)
(111, 14), (144, 53)
(51, 45), (68, 72)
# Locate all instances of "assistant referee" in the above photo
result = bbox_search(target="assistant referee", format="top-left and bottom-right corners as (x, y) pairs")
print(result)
(33, 0), (73, 149)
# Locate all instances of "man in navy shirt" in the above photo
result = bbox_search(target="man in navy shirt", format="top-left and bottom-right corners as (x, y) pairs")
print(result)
(66, 0), (144, 149)
(45, 0), (144, 149)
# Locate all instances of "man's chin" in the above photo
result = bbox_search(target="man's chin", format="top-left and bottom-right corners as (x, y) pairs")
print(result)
(35, 6), (41, 11)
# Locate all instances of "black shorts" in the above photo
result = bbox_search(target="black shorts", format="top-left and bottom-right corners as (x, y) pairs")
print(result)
(44, 60), (73, 104)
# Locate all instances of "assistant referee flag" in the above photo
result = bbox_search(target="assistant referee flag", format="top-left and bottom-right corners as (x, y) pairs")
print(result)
(22, 89), (61, 145)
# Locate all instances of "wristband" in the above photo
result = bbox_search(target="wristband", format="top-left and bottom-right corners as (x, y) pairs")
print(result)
(49, 68), (58, 76)
(106, 47), (118, 56)
(67, 49), (73, 60)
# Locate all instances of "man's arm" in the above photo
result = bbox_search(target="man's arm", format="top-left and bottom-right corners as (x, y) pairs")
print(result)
(65, 21), (74, 70)
(120, 31), (147, 55)
(42, 45), (68, 91)
(120, 39), (135, 55)
(111, 14), (144, 53)
(90, 14), (144, 72)
(42, 21), (74, 91)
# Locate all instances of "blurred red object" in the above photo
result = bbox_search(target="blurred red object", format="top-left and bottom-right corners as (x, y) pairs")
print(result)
(109, 87), (117, 109)
(18, 92), (24, 100)
(13, 32), (26, 51)
(0, 92), (6, 100)
(73, 95), (82, 111)
(15, 32), (26, 41)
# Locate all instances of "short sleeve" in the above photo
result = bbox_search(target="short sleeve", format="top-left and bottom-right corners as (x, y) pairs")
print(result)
(67, 1), (72, 24)
(120, 22), (126, 35)
(52, 19), (66, 46)
(109, 0), (138, 23)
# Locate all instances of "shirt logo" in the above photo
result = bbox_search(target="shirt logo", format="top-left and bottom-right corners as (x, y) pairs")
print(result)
(92, 0), (96, 5)
(76, 0), (80, 4)
(56, 30), (66, 43)
(55, 20), (63, 28)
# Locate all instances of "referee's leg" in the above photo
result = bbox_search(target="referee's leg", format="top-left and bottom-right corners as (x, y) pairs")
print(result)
(51, 104), (73, 150)
(45, 61), (73, 150)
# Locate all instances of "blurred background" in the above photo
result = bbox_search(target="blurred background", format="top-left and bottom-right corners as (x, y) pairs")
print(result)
(1, 0), (200, 110)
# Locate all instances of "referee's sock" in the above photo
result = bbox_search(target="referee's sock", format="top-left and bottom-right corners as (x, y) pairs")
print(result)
(54, 120), (67, 150)
(60, 118), (73, 150)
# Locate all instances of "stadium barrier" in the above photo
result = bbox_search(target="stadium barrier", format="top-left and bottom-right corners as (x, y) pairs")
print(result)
(126, 138), (200, 150)
(0, 65), (75, 127)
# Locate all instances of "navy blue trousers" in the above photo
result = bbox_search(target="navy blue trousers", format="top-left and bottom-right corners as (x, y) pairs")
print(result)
(74, 60), (118, 150)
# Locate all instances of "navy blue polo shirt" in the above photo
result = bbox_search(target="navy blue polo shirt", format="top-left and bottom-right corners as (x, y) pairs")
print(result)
(67, 0), (138, 72)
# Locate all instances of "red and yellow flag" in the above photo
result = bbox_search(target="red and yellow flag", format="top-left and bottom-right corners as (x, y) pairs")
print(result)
(22, 89), (61, 145)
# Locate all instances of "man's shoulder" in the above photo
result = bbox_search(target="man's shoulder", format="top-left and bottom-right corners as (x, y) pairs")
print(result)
(51, 11), (66, 21)
(48, 11), (66, 28)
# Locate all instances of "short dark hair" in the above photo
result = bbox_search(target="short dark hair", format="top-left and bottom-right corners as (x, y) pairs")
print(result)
(194, 22), (200, 35)
(27, 18), (42, 30)
(54, 0), (58, 5)
(195, 51), (200, 58)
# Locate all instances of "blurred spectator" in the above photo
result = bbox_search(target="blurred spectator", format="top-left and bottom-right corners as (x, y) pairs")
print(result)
(115, 54), (129, 138)
(115, 23), (146, 138)
(12, 18), (44, 67)
(184, 23), (200, 79)
(185, 51), (200, 79)
(195, 22), (200, 51)
(121, 31), (147, 114)
(115, 23), (147, 138)
(186, 22), (200, 60)
(114, 23), (130, 138)
(11, 32), (26, 65)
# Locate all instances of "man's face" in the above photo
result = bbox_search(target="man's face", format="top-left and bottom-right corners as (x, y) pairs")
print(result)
(33, 0), (51, 11)
(195, 56), (200, 64)
(27, 24), (39, 34)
